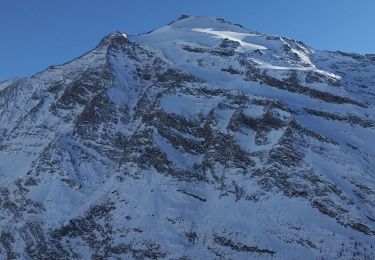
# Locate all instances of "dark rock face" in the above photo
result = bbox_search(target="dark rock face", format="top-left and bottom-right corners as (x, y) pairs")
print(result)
(0, 16), (374, 259)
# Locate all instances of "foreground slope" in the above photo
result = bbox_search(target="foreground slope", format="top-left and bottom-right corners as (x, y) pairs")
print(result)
(0, 16), (374, 259)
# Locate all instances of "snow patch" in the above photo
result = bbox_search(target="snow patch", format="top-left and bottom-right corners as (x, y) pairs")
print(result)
(192, 28), (267, 51)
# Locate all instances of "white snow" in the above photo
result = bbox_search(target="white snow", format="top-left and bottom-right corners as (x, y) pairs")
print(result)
(192, 28), (267, 51)
(160, 93), (223, 119)
(0, 151), (34, 186)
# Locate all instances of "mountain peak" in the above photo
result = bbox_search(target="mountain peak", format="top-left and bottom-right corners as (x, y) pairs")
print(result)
(163, 15), (251, 32)
(133, 15), (317, 68)
(97, 31), (128, 48)
(1, 14), (374, 259)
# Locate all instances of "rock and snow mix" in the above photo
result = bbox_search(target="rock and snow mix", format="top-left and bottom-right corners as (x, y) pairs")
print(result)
(0, 16), (374, 259)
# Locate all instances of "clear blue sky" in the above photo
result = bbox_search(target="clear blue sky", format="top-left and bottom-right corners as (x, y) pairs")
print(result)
(1, 0), (374, 81)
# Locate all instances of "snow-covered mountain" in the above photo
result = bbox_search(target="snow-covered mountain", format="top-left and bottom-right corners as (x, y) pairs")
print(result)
(0, 15), (374, 259)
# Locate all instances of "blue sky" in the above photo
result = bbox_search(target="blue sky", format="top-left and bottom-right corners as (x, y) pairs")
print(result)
(1, 0), (374, 81)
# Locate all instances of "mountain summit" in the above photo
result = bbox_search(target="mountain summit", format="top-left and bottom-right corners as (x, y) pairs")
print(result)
(0, 16), (374, 259)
